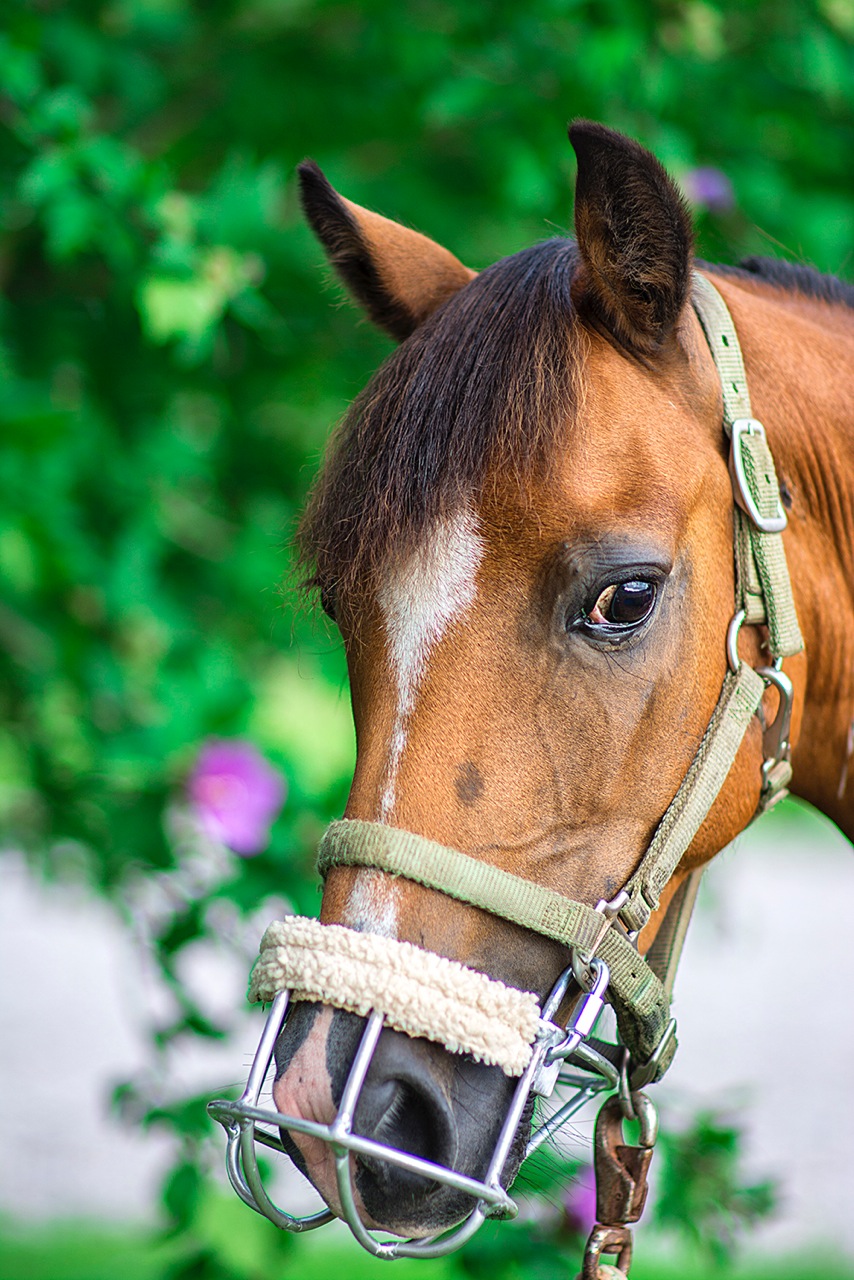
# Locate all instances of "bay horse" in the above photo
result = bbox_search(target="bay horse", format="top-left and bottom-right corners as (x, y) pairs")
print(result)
(210, 122), (854, 1272)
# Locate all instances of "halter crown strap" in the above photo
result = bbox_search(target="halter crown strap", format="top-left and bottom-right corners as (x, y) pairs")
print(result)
(692, 273), (803, 660)
(619, 661), (765, 932)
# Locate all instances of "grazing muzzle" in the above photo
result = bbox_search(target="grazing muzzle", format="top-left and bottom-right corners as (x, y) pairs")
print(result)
(208, 911), (620, 1257)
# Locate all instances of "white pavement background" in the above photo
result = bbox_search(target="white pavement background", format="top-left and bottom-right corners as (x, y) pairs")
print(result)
(1, 800), (853, 1258)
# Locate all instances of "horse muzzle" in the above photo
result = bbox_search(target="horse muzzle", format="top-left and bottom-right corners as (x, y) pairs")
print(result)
(208, 918), (617, 1258)
(273, 1001), (517, 1238)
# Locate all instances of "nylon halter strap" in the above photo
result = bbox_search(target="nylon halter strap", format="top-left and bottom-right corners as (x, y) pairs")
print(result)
(317, 273), (803, 1086)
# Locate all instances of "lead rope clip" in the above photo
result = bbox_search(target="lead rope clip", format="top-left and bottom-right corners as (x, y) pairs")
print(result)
(577, 1092), (659, 1279)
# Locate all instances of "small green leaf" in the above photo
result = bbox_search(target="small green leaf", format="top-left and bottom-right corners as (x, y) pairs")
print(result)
(138, 276), (225, 344)
(162, 1159), (202, 1230)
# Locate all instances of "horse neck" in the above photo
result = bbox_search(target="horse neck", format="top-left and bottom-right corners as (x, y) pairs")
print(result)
(733, 278), (854, 836)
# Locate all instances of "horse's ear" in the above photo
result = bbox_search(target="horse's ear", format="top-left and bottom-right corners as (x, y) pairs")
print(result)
(568, 121), (693, 356)
(297, 161), (476, 341)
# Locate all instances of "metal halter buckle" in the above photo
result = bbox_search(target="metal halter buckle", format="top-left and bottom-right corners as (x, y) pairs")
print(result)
(208, 956), (620, 1259)
(625, 1017), (677, 1093)
(729, 419), (788, 534)
(726, 615), (794, 812)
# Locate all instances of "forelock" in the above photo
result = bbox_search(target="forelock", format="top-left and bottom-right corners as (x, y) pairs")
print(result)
(298, 238), (584, 601)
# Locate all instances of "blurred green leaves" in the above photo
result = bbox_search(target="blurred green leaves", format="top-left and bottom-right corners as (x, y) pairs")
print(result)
(1, 0), (358, 891)
(655, 1109), (778, 1265)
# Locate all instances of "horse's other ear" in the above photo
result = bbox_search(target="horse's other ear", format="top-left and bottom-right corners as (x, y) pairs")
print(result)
(297, 161), (476, 341)
(568, 121), (693, 356)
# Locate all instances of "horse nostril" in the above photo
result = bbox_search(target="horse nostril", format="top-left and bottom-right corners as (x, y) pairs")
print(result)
(275, 1012), (522, 1234)
(365, 1078), (445, 1164)
(353, 1067), (456, 1201)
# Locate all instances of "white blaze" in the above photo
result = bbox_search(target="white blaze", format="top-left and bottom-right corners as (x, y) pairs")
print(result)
(342, 868), (401, 938)
(342, 506), (484, 937)
(378, 506), (484, 822)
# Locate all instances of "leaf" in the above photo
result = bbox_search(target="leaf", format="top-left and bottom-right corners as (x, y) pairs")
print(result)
(164, 1247), (235, 1280)
(249, 655), (355, 796)
(138, 276), (226, 345)
(654, 1108), (778, 1263)
(0, 35), (43, 106)
(162, 1159), (203, 1231)
(18, 147), (76, 203)
(142, 1091), (217, 1140)
(45, 189), (101, 260)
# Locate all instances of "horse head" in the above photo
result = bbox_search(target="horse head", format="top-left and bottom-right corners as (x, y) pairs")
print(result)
(214, 122), (846, 1251)
(267, 122), (792, 1237)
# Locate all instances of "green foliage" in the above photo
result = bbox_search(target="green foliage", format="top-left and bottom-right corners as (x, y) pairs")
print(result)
(1, 0), (850, 1273)
(3, 1214), (853, 1280)
(455, 1219), (579, 1280)
(655, 1109), (778, 1265)
(453, 1147), (588, 1280)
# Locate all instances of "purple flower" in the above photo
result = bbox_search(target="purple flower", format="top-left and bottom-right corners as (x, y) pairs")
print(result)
(188, 739), (286, 856)
(683, 166), (734, 212)
(563, 1167), (597, 1236)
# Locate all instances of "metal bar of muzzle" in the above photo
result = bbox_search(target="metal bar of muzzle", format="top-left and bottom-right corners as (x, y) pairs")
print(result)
(208, 957), (619, 1258)
(209, 991), (335, 1231)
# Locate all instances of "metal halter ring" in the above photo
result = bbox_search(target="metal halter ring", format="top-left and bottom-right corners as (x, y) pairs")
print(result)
(208, 956), (620, 1259)
(726, 608), (746, 673)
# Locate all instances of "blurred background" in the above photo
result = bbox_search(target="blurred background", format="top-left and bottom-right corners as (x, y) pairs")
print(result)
(1, 1), (853, 1277)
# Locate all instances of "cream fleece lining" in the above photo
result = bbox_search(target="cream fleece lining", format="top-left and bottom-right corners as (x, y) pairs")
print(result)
(249, 917), (541, 1077)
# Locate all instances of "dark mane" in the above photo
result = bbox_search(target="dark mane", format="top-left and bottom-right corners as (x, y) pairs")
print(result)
(298, 238), (582, 599)
(710, 255), (854, 309)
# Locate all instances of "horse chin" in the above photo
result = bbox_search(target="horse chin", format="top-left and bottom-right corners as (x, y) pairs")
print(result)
(273, 1002), (532, 1238)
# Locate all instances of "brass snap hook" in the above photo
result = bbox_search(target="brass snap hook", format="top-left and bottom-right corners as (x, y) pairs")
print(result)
(578, 1224), (633, 1279)
(579, 1092), (658, 1277)
(593, 1092), (658, 1227)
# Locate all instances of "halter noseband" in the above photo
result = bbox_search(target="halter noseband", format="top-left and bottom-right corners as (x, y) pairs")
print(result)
(209, 273), (803, 1264)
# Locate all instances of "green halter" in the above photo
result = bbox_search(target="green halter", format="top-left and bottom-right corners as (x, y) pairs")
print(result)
(316, 273), (803, 1085)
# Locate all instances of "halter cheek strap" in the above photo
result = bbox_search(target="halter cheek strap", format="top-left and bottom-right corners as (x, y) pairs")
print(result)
(692, 273), (803, 659)
(300, 273), (803, 1084)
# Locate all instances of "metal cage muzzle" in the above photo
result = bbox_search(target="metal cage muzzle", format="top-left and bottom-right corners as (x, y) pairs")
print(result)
(208, 954), (619, 1260)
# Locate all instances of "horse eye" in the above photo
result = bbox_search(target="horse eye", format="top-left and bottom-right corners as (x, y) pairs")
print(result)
(588, 580), (656, 627)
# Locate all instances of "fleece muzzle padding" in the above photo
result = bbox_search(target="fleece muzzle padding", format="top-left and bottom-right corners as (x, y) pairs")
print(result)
(249, 917), (541, 1076)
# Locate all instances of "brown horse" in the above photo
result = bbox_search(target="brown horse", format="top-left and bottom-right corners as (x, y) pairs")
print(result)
(223, 122), (854, 1250)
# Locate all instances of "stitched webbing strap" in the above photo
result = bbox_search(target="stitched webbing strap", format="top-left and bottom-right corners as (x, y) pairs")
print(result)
(617, 278), (804, 934)
(620, 662), (765, 932)
(318, 819), (674, 1073)
(691, 273), (803, 660)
